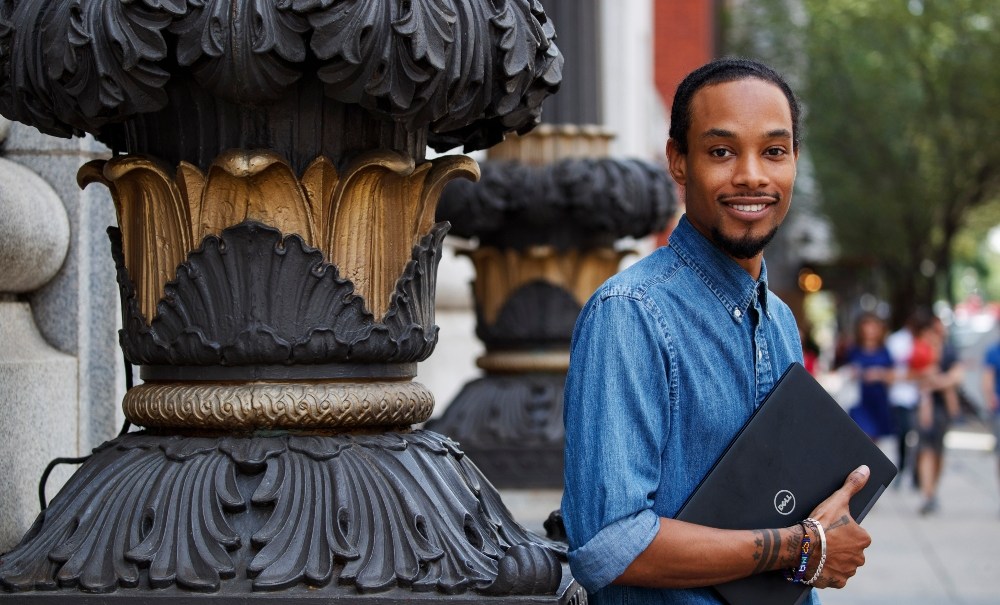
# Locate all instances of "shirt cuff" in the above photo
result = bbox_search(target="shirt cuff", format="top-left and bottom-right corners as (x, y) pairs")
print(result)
(567, 509), (660, 593)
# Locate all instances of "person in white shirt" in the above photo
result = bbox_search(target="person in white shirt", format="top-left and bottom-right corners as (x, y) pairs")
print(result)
(885, 310), (933, 488)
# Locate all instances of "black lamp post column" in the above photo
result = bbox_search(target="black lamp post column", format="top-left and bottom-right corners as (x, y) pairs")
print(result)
(0, 2), (583, 602)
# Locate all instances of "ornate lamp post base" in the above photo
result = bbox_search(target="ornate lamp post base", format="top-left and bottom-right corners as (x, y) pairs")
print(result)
(432, 373), (568, 489)
(2, 584), (583, 604)
(0, 1), (574, 601)
(1, 581), (583, 605)
(1, 431), (581, 602)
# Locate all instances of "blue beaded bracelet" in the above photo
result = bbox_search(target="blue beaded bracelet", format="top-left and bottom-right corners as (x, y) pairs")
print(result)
(784, 522), (812, 584)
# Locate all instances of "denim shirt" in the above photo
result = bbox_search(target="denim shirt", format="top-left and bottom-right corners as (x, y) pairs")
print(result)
(562, 215), (813, 605)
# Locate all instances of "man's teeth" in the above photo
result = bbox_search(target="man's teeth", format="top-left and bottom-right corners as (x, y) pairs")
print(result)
(729, 203), (766, 212)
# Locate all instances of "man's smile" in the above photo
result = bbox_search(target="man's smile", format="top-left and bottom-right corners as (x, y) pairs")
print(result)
(725, 202), (768, 213)
(719, 195), (780, 217)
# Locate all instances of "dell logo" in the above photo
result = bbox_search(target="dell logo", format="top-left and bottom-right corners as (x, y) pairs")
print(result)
(774, 489), (796, 515)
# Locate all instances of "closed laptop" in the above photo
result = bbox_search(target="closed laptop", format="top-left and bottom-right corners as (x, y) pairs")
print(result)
(674, 362), (897, 605)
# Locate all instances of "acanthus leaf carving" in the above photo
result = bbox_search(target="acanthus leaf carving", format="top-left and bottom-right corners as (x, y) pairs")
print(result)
(438, 157), (677, 248)
(79, 157), (193, 326)
(171, 0), (310, 103)
(0, 0), (562, 152)
(0, 432), (567, 597)
(85, 151), (477, 324)
(0, 437), (244, 594)
(393, 0), (456, 73)
(110, 219), (453, 366)
(124, 450), (243, 591)
(1, 0), (180, 136)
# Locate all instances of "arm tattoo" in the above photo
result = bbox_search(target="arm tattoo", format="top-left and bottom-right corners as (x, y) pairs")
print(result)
(784, 528), (802, 560)
(751, 529), (782, 574)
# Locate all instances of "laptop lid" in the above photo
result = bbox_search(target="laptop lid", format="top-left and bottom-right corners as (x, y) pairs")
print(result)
(674, 362), (897, 605)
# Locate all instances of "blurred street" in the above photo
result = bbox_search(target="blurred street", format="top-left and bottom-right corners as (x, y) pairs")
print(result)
(823, 427), (1000, 605)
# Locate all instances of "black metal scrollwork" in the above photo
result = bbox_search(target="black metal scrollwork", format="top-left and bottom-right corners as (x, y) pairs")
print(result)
(0, 431), (566, 596)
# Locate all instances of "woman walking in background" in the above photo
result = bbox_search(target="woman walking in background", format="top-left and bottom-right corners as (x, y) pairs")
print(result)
(847, 312), (896, 440)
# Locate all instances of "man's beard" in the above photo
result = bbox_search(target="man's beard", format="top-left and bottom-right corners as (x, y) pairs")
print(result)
(710, 224), (780, 259)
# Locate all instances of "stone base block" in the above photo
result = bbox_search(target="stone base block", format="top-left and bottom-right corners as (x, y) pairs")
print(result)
(0, 302), (78, 552)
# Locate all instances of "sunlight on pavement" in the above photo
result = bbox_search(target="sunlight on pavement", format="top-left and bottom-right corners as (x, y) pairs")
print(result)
(945, 429), (997, 452)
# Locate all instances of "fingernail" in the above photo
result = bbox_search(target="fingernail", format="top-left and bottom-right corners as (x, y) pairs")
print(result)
(858, 464), (870, 475)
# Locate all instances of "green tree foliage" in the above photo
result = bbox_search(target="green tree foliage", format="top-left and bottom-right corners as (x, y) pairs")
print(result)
(725, 0), (1000, 327)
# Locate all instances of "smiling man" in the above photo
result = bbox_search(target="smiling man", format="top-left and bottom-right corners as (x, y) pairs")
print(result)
(562, 58), (873, 604)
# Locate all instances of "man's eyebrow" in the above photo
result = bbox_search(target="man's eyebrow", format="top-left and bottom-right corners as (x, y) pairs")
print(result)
(701, 128), (735, 139)
(699, 128), (793, 142)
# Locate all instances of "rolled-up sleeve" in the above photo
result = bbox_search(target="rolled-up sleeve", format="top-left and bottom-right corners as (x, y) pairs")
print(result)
(561, 292), (672, 593)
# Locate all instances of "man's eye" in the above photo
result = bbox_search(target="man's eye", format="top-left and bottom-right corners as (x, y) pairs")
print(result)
(765, 147), (787, 156)
(709, 148), (732, 158)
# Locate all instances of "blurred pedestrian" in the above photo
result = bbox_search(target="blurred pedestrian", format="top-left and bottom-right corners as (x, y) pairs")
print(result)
(915, 317), (963, 515)
(800, 326), (820, 375)
(846, 313), (894, 440)
(886, 309), (934, 487)
(982, 336), (1000, 509)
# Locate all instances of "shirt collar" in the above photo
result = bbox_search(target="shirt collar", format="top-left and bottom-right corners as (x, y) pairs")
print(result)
(668, 215), (771, 323)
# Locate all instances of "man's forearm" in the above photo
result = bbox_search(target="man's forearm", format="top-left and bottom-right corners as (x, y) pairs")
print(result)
(612, 465), (872, 591)
(614, 517), (805, 589)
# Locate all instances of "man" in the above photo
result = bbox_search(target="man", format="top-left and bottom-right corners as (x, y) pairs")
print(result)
(562, 58), (871, 604)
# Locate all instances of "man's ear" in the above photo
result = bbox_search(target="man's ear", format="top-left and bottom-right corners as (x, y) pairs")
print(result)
(666, 139), (686, 186)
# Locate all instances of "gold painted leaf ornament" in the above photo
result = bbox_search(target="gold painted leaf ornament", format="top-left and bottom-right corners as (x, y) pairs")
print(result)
(80, 151), (479, 323)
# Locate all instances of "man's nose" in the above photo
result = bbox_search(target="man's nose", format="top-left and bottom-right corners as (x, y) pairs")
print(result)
(732, 156), (770, 189)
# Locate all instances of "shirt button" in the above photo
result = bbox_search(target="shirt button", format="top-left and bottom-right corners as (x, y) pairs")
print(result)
(733, 309), (742, 319)
(758, 349), (763, 360)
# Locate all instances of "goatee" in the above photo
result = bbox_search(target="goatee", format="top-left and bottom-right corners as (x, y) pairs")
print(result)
(711, 225), (780, 260)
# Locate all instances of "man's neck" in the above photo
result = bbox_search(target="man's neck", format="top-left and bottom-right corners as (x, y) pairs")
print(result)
(731, 255), (763, 280)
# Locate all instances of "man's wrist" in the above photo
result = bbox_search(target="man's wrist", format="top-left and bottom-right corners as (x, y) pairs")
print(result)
(771, 524), (807, 571)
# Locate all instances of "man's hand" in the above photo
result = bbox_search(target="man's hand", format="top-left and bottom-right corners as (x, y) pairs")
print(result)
(804, 465), (872, 589)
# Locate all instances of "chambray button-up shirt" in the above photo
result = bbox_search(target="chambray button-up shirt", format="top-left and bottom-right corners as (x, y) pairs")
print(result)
(562, 216), (816, 605)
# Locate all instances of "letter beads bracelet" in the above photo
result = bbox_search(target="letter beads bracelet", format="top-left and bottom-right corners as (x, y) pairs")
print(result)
(783, 522), (812, 583)
(802, 517), (827, 586)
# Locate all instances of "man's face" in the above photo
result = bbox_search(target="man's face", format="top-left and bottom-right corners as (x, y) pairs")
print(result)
(667, 78), (798, 267)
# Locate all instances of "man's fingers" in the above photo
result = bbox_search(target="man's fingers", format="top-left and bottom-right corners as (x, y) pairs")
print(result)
(839, 465), (870, 497)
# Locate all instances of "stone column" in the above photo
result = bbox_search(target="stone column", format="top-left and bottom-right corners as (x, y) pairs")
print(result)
(0, 119), (77, 551)
(0, 2), (582, 602)
(2, 124), (122, 455)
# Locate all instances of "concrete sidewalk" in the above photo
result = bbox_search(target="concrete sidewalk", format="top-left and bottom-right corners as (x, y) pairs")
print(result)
(823, 429), (1000, 605)
(499, 427), (1000, 605)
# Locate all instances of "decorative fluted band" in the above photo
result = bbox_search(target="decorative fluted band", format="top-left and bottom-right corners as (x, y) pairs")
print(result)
(476, 351), (571, 374)
(139, 363), (418, 382)
(124, 381), (435, 430)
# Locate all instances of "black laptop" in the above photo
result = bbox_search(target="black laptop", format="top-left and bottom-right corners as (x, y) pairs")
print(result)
(674, 362), (897, 605)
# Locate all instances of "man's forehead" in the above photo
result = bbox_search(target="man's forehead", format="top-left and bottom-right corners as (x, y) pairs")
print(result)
(690, 78), (793, 134)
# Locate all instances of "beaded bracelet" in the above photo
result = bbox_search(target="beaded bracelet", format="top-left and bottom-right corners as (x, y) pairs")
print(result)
(802, 517), (827, 586)
(783, 522), (812, 583)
